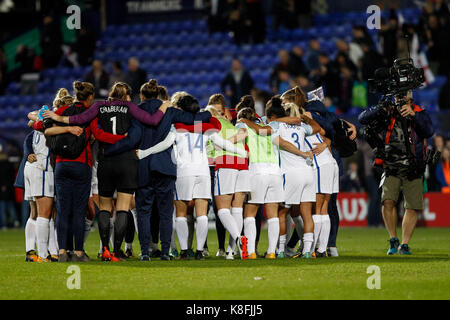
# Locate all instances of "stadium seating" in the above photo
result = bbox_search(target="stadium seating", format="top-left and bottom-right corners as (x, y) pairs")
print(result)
(0, 8), (446, 129)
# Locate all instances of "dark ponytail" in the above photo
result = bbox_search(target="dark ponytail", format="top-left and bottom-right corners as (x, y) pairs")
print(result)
(266, 97), (286, 119)
(237, 107), (257, 122)
(236, 95), (255, 113)
(178, 94), (200, 114)
(73, 81), (94, 102)
(140, 79), (159, 100)
(157, 85), (169, 101)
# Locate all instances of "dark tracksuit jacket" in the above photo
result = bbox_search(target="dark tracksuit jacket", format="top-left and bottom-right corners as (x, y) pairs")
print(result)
(14, 131), (34, 190)
(305, 100), (343, 174)
(105, 99), (211, 256)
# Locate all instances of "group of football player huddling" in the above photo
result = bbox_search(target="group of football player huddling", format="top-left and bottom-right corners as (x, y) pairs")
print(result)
(19, 78), (351, 263)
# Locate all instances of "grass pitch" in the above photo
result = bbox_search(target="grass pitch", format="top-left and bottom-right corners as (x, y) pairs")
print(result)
(0, 227), (449, 300)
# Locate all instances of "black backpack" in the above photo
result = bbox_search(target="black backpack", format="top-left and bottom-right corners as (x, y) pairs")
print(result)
(46, 103), (88, 159)
(333, 119), (357, 158)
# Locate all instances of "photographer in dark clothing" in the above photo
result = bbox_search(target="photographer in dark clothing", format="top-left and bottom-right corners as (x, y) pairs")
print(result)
(359, 94), (434, 255)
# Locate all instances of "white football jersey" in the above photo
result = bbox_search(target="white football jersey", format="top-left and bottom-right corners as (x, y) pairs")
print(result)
(174, 130), (210, 178)
(269, 121), (313, 173)
(304, 134), (335, 168)
(29, 131), (52, 172)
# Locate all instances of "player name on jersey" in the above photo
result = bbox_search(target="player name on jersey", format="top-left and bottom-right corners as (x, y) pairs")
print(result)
(99, 105), (128, 114)
(282, 123), (303, 130)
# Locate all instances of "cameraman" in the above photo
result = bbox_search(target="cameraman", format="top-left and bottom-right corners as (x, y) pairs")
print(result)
(358, 93), (434, 255)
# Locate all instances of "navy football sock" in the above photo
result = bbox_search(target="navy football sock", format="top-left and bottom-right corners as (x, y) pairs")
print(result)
(113, 211), (128, 254)
(125, 211), (135, 244)
(98, 210), (111, 250)
(287, 229), (299, 249)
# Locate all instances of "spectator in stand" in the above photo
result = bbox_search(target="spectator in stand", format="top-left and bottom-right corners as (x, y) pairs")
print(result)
(246, 0), (266, 43)
(15, 45), (36, 75)
(288, 46), (309, 77)
(251, 88), (271, 117)
(0, 48), (8, 95)
(292, 74), (314, 93)
(361, 41), (384, 106)
(278, 70), (291, 94)
(40, 16), (62, 68)
(305, 39), (321, 70)
(206, 0), (230, 33)
(126, 57), (147, 103)
(226, 0), (249, 44)
(436, 147), (450, 192)
(323, 96), (337, 113)
(340, 162), (361, 192)
(335, 52), (357, 77)
(348, 33), (364, 68)
(0, 145), (19, 229)
(73, 26), (96, 67)
(360, 41), (384, 81)
(435, 135), (446, 154)
(109, 61), (127, 88)
(272, 0), (300, 30)
(336, 40), (359, 75)
(378, 16), (399, 66)
(435, 0), (450, 22)
(446, 139), (450, 150)
(422, 8), (450, 76)
(214, 0), (266, 44)
(84, 60), (110, 99)
(310, 52), (339, 101)
(337, 66), (354, 113)
(270, 46), (309, 80)
(297, 0), (312, 28)
(221, 58), (254, 107)
(352, 25), (375, 50)
(424, 14), (442, 73)
(427, 134), (446, 192)
(352, 73), (368, 109)
(269, 50), (290, 93)
(436, 22), (450, 76)
(250, 90), (263, 117)
(439, 75), (450, 109)
(335, 39), (348, 55)
(419, 1), (435, 32)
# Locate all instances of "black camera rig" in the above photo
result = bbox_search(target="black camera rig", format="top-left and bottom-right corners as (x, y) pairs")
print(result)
(361, 50), (426, 168)
(368, 57), (425, 97)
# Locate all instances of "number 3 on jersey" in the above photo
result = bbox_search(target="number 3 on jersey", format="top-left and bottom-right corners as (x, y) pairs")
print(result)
(291, 132), (300, 149)
(185, 133), (204, 152)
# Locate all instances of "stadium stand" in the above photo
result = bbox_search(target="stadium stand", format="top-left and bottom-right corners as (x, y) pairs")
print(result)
(0, 8), (447, 131)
